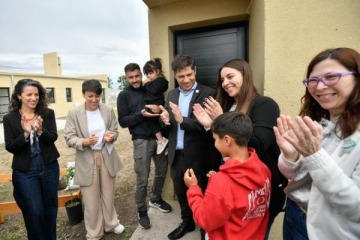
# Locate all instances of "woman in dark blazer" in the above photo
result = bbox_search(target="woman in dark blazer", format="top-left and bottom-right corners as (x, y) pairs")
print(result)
(3, 79), (60, 240)
(193, 59), (288, 239)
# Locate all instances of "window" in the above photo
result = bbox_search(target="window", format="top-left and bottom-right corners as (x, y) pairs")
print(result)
(0, 88), (10, 122)
(66, 88), (72, 102)
(102, 88), (105, 103)
(46, 88), (55, 103)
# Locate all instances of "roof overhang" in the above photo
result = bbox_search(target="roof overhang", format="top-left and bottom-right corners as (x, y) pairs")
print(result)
(142, 0), (180, 8)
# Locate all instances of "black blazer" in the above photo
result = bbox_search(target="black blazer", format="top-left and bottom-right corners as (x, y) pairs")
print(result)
(3, 108), (60, 172)
(247, 96), (287, 217)
(165, 83), (217, 174)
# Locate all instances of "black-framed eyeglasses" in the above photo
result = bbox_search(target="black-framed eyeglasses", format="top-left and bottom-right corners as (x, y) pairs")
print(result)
(302, 72), (355, 89)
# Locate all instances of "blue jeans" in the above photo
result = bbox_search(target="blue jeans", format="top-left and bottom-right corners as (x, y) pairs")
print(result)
(283, 199), (309, 240)
(12, 155), (59, 240)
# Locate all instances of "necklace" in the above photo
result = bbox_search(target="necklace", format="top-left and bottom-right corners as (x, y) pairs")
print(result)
(19, 110), (37, 122)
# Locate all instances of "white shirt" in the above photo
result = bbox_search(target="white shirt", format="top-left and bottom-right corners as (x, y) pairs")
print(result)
(86, 109), (105, 150)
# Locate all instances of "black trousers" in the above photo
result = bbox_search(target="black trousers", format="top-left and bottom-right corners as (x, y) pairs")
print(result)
(170, 150), (207, 224)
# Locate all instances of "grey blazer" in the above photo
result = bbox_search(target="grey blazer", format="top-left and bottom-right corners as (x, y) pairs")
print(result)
(64, 103), (123, 186)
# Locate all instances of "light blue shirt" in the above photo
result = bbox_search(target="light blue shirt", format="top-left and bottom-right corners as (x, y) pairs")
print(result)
(176, 82), (197, 150)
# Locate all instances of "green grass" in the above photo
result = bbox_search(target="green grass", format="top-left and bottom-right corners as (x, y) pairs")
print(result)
(0, 183), (12, 202)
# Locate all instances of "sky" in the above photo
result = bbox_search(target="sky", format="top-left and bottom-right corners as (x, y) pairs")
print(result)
(0, 0), (150, 87)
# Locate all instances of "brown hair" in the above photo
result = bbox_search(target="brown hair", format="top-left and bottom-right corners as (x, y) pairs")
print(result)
(171, 55), (196, 74)
(299, 48), (360, 138)
(216, 59), (259, 112)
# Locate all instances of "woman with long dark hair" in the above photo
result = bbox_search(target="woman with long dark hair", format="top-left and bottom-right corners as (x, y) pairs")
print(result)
(3, 79), (60, 240)
(193, 59), (287, 238)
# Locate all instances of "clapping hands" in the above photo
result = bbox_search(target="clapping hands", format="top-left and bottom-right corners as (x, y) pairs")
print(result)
(193, 97), (224, 128)
(202, 96), (223, 120)
(273, 115), (323, 161)
(193, 103), (213, 128)
(159, 102), (183, 125)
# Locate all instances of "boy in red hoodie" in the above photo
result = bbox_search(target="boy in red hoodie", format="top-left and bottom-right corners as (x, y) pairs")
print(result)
(184, 112), (271, 240)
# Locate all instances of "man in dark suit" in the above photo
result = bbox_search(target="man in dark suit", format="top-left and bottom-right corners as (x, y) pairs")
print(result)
(160, 55), (216, 240)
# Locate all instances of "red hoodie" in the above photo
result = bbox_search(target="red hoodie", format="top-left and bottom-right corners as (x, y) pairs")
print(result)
(187, 148), (271, 240)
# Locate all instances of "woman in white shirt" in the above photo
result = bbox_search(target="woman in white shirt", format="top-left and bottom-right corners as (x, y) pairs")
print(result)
(274, 48), (360, 240)
(64, 79), (124, 239)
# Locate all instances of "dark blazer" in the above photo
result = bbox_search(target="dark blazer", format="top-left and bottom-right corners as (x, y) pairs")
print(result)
(247, 96), (287, 217)
(3, 108), (60, 172)
(166, 83), (216, 174)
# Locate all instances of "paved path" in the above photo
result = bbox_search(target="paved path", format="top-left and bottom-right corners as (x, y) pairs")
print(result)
(130, 200), (199, 240)
(130, 199), (283, 240)
(0, 119), (66, 144)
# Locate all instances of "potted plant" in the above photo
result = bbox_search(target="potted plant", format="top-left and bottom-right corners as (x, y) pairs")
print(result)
(64, 165), (84, 225)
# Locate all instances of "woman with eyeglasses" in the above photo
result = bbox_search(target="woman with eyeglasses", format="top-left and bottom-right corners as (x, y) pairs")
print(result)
(3, 79), (60, 240)
(274, 48), (360, 240)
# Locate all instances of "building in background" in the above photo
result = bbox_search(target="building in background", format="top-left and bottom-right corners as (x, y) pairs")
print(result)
(0, 52), (108, 121)
(142, 0), (360, 116)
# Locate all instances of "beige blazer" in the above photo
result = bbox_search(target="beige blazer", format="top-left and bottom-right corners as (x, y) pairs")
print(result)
(64, 103), (123, 186)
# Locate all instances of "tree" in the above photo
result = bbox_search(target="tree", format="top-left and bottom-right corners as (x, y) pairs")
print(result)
(107, 76), (114, 89)
(117, 75), (128, 90)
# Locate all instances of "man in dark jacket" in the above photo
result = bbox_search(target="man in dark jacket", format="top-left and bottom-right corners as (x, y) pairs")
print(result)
(117, 63), (172, 229)
(160, 55), (217, 240)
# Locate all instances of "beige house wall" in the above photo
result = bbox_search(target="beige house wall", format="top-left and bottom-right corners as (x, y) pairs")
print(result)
(248, 0), (265, 93)
(144, 0), (360, 116)
(0, 74), (108, 118)
(264, 0), (360, 116)
(44, 52), (62, 76)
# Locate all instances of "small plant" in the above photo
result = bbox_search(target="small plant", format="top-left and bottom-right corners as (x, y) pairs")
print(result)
(65, 165), (81, 208)
(64, 164), (84, 225)
(65, 165), (75, 190)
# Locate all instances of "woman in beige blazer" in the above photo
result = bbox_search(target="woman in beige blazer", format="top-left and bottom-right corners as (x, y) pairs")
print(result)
(64, 79), (124, 240)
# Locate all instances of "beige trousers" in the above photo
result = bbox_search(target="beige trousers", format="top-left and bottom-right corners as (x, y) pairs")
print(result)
(80, 150), (119, 240)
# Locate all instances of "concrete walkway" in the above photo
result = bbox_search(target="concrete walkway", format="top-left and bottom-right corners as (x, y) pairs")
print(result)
(130, 199), (283, 240)
(0, 119), (66, 144)
(130, 200), (199, 240)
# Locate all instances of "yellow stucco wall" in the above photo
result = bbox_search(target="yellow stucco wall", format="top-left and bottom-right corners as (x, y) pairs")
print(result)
(145, 0), (360, 116)
(0, 74), (107, 118)
(264, 0), (360, 116)
(147, 0), (251, 89)
(44, 52), (62, 76)
(248, 0), (265, 93)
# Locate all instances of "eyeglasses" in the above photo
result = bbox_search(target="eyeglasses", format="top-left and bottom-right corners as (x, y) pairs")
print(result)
(302, 72), (355, 89)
